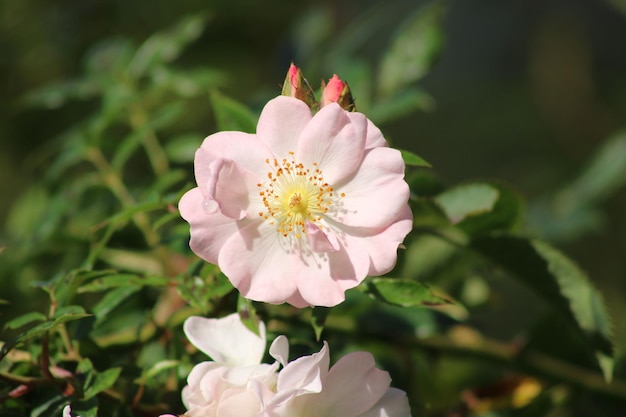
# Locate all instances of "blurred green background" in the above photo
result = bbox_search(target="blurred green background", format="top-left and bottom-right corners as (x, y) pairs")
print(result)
(3, 0), (625, 341)
(1, 0), (626, 413)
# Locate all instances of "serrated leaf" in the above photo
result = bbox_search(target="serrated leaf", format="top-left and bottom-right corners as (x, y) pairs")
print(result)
(367, 278), (452, 307)
(209, 90), (257, 133)
(84, 367), (122, 400)
(400, 149), (431, 167)
(472, 236), (614, 380)
(435, 183), (499, 224)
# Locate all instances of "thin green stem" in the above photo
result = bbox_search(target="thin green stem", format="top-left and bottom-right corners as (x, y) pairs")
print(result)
(85, 147), (176, 275)
(128, 105), (169, 176)
(273, 316), (626, 400)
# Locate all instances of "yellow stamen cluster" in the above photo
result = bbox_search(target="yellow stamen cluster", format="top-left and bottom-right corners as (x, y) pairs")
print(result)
(257, 153), (342, 239)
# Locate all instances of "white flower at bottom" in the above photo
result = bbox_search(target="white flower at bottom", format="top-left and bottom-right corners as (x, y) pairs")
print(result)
(176, 313), (411, 417)
(62, 405), (81, 417)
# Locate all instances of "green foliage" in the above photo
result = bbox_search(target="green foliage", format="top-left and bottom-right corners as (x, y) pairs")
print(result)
(1, 2), (625, 417)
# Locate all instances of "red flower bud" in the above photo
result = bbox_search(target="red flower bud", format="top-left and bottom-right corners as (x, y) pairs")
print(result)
(321, 74), (356, 111)
(281, 63), (316, 109)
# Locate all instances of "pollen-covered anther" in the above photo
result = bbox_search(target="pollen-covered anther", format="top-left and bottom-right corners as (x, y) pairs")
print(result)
(257, 154), (345, 239)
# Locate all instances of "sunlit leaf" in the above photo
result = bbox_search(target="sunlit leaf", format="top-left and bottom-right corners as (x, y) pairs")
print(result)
(84, 367), (122, 400)
(435, 183), (499, 224)
(400, 149), (431, 167)
(367, 277), (453, 307)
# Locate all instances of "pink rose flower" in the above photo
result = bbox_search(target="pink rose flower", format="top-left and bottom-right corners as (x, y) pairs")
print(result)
(174, 313), (411, 417)
(179, 95), (412, 307)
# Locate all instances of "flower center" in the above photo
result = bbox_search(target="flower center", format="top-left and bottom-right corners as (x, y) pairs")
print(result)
(257, 153), (344, 239)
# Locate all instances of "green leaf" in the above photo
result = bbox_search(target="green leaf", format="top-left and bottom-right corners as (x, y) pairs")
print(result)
(136, 359), (180, 383)
(84, 367), (122, 400)
(377, 2), (445, 97)
(400, 149), (431, 167)
(311, 307), (330, 341)
(92, 285), (141, 325)
(79, 273), (169, 293)
(435, 183), (500, 224)
(368, 87), (434, 124)
(164, 133), (203, 163)
(367, 277), (452, 307)
(53, 305), (86, 318)
(455, 183), (524, 237)
(0, 313), (92, 361)
(209, 90), (258, 133)
(472, 236), (614, 380)
(3, 312), (47, 330)
(527, 129), (626, 242)
(129, 13), (209, 78)
(237, 294), (260, 336)
(569, 129), (626, 204)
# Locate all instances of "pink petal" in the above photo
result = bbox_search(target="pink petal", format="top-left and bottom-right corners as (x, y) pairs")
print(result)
(256, 96), (312, 158)
(305, 221), (340, 253)
(294, 235), (370, 307)
(346, 113), (388, 149)
(274, 342), (330, 402)
(183, 313), (266, 366)
(336, 147), (409, 229)
(197, 131), (273, 179)
(178, 188), (241, 264)
(297, 103), (367, 185)
(217, 222), (303, 304)
(198, 157), (257, 220)
(355, 388), (411, 417)
(217, 388), (263, 417)
(318, 352), (392, 417)
(356, 205), (413, 276)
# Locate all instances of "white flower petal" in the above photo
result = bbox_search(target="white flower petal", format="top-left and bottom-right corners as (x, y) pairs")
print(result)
(183, 313), (266, 366)
(269, 335), (290, 367)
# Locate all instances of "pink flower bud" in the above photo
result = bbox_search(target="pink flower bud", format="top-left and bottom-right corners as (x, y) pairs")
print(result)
(281, 63), (316, 109)
(321, 74), (355, 111)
